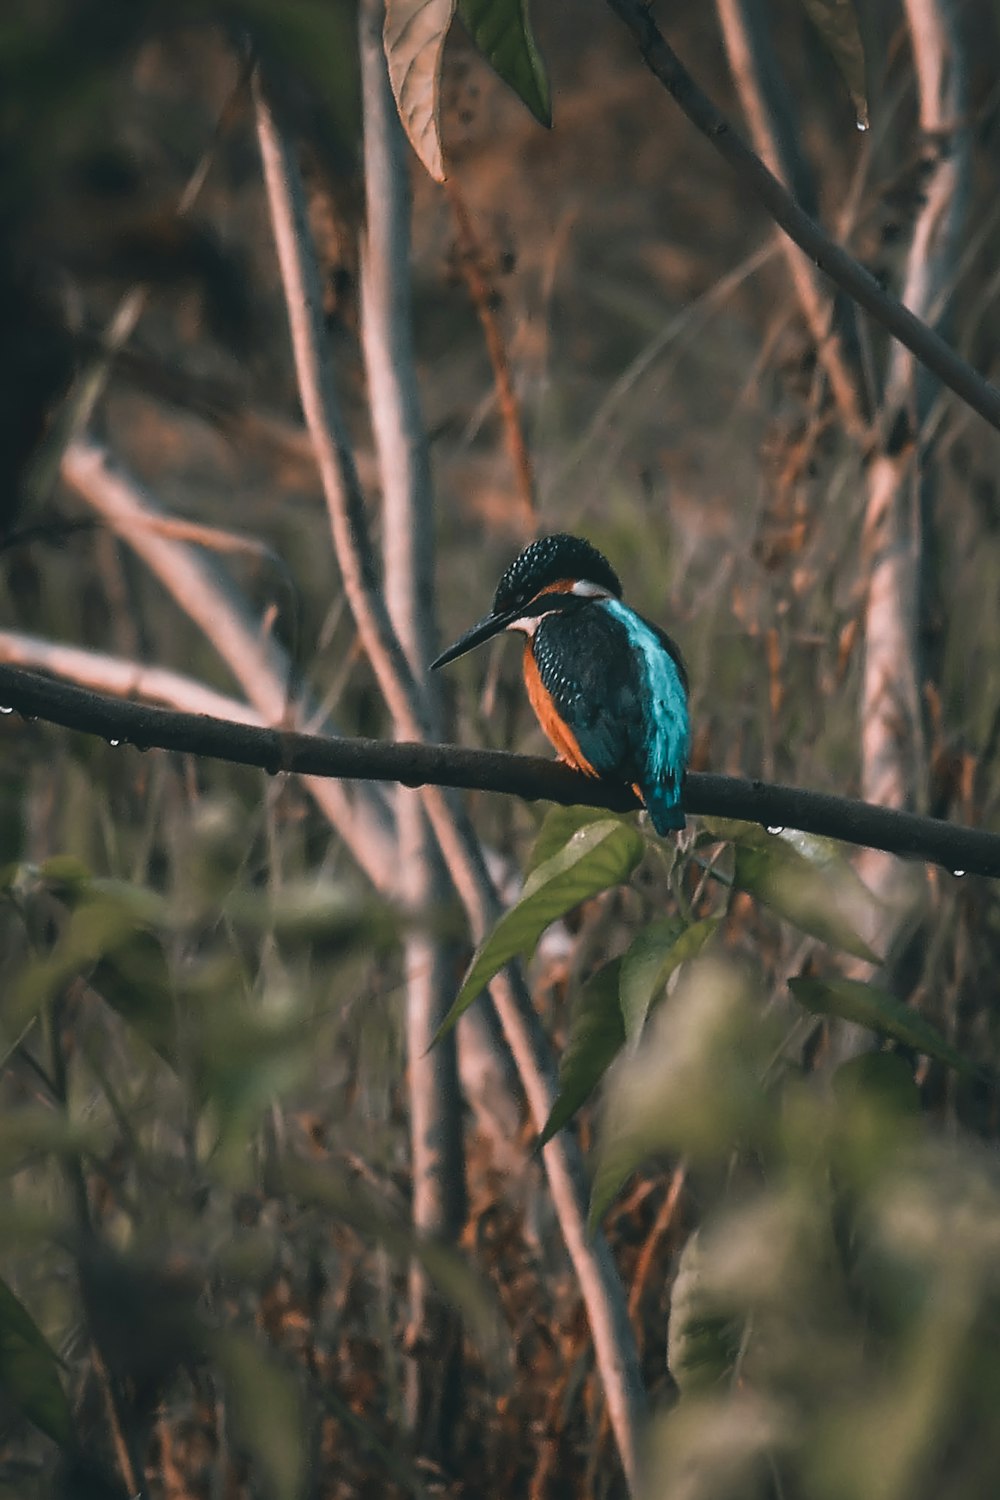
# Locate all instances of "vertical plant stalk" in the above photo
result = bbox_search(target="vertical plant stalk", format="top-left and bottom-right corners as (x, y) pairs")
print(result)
(358, 0), (466, 1447)
(49, 988), (149, 1500)
(253, 80), (646, 1492)
(858, 0), (968, 911)
(714, 0), (868, 436)
(445, 179), (538, 531)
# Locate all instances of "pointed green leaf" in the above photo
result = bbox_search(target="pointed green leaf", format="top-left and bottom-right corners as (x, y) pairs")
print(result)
(832, 1052), (921, 1120)
(524, 804), (614, 879)
(789, 976), (978, 1076)
(667, 1231), (743, 1393)
(537, 960), (625, 1148)
(7, 898), (141, 1036)
(212, 1331), (305, 1500)
(434, 818), (644, 1041)
(38, 856), (91, 891)
(457, 0), (550, 125)
(698, 815), (764, 845)
(2, 882), (170, 1050)
(619, 917), (721, 1045)
(92, 928), (175, 1060)
(587, 1099), (654, 1235)
(384, 0), (456, 181)
(0, 1276), (72, 1446)
(589, 959), (774, 1229)
(797, 0), (869, 130)
(776, 829), (885, 935)
(734, 842), (879, 962)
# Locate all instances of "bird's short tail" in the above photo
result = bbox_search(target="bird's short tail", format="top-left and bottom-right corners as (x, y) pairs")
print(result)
(638, 781), (686, 835)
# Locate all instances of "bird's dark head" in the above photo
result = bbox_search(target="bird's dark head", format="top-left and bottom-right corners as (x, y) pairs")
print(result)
(491, 533), (622, 615)
(431, 534), (622, 669)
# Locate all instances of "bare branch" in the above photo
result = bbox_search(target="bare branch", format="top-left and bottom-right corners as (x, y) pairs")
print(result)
(0, 630), (266, 723)
(61, 439), (396, 888)
(714, 0), (868, 434)
(253, 76), (428, 735)
(2, 665), (998, 879)
(604, 0), (1000, 435)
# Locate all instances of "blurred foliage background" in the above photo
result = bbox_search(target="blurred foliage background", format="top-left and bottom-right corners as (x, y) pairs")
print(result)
(3, 0), (1000, 1496)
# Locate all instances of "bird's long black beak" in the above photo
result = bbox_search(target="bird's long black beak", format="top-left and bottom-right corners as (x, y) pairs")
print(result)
(430, 610), (514, 670)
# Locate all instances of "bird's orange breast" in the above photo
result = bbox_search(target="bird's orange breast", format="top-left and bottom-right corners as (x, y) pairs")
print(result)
(522, 641), (597, 777)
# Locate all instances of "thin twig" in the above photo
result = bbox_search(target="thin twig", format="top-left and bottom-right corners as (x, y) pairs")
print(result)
(714, 0), (868, 435)
(604, 0), (1000, 436)
(445, 179), (538, 531)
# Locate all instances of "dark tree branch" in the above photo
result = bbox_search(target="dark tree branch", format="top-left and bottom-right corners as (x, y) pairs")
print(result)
(1, 663), (997, 878)
(605, 0), (1000, 437)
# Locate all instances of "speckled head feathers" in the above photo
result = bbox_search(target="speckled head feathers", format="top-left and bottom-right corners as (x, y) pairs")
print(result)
(492, 534), (623, 614)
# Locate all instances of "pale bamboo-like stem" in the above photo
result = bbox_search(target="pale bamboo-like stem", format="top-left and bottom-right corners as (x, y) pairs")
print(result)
(358, 0), (466, 1445)
(714, 0), (868, 436)
(61, 440), (395, 888)
(857, 0), (969, 918)
(253, 76), (646, 1492)
(0, 630), (266, 722)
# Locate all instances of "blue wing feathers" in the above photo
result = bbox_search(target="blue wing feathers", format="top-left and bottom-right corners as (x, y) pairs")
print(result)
(533, 599), (690, 832)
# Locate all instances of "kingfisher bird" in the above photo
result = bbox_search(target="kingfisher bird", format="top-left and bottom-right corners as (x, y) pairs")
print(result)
(431, 533), (690, 833)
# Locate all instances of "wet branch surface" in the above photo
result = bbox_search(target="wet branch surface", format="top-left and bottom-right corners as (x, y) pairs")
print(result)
(3, 663), (997, 878)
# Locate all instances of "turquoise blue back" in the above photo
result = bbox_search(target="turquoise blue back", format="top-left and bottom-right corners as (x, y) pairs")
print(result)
(530, 598), (690, 834)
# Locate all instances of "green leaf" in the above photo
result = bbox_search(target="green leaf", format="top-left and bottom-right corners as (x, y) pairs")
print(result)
(92, 927), (175, 1060)
(0, 1111), (104, 1174)
(789, 976), (978, 1076)
(0, 1276), (72, 1446)
(212, 1331), (305, 1500)
(434, 818), (644, 1041)
(797, 0), (869, 130)
(734, 841), (879, 962)
(667, 1231), (743, 1393)
(589, 959), (774, 1228)
(832, 1052), (921, 1120)
(537, 960), (625, 1148)
(6, 895), (145, 1037)
(384, 0), (456, 181)
(524, 804), (614, 879)
(3, 885), (170, 1055)
(456, 0), (550, 125)
(619, 917), (721, 1045)
(221, 0), (360, 150)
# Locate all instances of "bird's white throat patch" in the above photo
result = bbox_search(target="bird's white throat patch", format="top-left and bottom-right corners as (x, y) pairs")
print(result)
(508, 578), (613, 635)
(570, 579), (613, 598)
